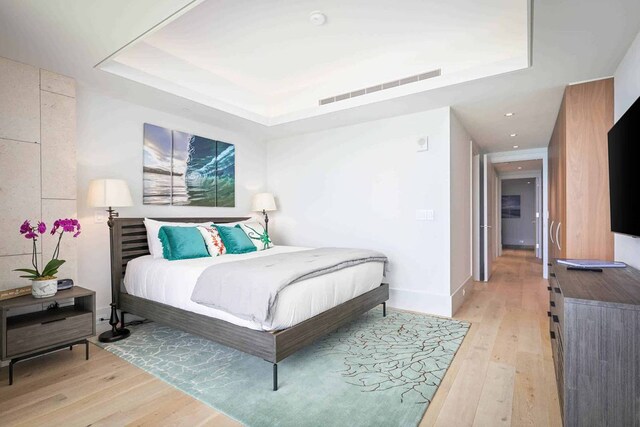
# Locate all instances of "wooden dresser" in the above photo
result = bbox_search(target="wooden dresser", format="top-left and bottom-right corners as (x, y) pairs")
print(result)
(549, 261), (640, 426)
(548, 78), (614, 260)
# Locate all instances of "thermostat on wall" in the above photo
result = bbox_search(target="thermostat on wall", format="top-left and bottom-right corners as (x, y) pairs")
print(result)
(417, 137), (429, 152)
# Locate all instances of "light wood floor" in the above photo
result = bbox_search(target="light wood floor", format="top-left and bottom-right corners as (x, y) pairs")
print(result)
(422, 250), (561, 427)
(0, 250), (560, 426)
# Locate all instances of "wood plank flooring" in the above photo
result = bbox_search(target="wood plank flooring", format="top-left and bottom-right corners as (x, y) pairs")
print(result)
(422, 250), (561, 427)
(0, 250), (560, 426)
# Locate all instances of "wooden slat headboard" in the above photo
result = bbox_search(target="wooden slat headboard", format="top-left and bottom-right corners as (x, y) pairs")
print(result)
(110, 217), (250, 306)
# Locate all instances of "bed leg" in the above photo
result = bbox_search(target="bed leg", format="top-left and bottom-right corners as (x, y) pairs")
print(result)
(273, 363), (278, 391)
(382, 302), (387, 317)
(120, 311), (126, 328)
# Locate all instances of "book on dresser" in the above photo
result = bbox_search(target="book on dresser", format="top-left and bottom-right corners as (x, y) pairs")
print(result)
(549, 261), (640, 427)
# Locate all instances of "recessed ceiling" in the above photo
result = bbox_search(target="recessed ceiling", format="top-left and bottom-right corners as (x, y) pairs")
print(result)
(494, 159), (542, 174)
(98, 0), (530, 125)
(0, 0), (638, 153)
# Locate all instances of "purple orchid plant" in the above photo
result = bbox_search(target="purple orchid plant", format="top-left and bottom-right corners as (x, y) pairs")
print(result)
(15, 218), (81, 280)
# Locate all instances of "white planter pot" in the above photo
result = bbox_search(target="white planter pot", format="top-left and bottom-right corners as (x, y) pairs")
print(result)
(32, 278), (58, 298)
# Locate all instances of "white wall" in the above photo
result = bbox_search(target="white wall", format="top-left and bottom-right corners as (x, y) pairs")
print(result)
(76, 86), (267, 315)
(267, 107), (472, 316)
(449, 112), (473, 313)
(613, 30), (640, 269)
(76, 87), (475, 318)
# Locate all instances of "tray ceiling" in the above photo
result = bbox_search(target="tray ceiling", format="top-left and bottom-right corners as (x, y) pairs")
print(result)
(98, 0), (530, 125)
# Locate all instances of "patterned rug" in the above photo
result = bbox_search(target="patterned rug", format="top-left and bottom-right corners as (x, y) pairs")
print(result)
(100, 307), (469, 427)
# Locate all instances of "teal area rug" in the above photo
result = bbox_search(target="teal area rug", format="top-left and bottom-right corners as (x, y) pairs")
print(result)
(100, 308), (469, 426)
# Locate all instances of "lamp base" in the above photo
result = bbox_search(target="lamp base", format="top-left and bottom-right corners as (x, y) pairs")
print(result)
(98, 327), (131, 343)
(263, 209), (269, 234)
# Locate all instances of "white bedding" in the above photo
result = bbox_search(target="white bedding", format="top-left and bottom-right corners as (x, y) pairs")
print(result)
(123, 246), (384, 331)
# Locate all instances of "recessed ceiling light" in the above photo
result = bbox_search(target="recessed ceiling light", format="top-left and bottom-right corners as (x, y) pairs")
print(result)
(518, 166), (523, 170)
(513, 145), (519, 149)
(309, 11), (327, 26)
(510, 133), (518, 137)
(505, 112), (515, 117)
(527, 181), (531, 184)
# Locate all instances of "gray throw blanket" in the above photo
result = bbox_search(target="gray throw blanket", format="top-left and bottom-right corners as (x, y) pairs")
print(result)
(190, 248), (387, 324)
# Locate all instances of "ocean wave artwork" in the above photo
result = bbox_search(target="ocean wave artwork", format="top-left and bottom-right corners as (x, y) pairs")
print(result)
(143, 123), (235, 207)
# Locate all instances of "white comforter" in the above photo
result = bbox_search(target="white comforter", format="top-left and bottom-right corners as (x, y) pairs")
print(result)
(123, 246), (383, 331)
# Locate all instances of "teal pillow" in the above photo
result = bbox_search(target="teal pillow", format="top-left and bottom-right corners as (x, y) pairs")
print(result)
(158, 226), (209, 261)
(216, 225), (257, 254)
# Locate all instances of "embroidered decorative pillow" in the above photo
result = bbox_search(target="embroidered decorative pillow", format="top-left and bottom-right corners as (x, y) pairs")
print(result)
(238, 221), (273, 251)
(197, 225), (226, 256)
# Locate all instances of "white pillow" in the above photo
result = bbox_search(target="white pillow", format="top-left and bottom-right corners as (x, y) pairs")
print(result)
(238, 221), (274, 251)
(197, 225), (226, 256)
(144, 218), (212, 259)
(213, 219), (253, 228)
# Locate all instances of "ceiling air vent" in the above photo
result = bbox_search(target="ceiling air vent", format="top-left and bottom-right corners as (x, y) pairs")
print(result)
(319, 68), (442, 106)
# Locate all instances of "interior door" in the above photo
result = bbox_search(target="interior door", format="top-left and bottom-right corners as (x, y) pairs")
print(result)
(535, 176), (542, 259)
(473, 154), (481, 281)
(481, 154), (497, 281)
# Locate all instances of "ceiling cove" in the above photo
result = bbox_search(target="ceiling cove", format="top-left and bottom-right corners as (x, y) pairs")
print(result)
(97, 0), (532, 126)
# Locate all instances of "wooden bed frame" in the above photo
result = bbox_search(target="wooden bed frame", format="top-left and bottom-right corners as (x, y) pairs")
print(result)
(110, 217), (389, 390)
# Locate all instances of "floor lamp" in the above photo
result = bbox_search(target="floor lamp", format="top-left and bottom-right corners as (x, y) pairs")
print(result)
(87, 178), (133, 343)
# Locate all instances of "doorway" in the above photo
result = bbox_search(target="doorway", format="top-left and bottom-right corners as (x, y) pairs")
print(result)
(478, 154), (499, 282)
(473, 150), (548, 281)
(501, 177), (540, 257)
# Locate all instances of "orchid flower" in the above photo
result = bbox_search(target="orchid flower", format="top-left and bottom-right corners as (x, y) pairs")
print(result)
(15, 218), (81, 280)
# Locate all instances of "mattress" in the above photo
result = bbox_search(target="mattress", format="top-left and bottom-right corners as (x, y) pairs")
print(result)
(123, 246), (384, 331)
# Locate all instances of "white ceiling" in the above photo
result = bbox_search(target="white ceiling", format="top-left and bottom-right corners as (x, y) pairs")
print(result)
(0, 0), (639, 153)
(99, 0), (530, 125)
(494, 159), (542, 174)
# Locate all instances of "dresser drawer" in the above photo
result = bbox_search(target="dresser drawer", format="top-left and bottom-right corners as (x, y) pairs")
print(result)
(554, 320), (565, 404)
(554, 287), (564, 332)
(6, 310), (93, 357)
(549, 274), (561, 299)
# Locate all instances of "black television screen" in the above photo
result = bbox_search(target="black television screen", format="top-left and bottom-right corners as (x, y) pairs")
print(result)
(608, 95), (640, 237)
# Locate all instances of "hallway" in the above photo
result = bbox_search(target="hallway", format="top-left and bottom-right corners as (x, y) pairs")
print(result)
(422, 250), (561, 426)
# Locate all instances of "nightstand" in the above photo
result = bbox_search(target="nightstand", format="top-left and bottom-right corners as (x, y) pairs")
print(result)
(0, 286), (96, 385)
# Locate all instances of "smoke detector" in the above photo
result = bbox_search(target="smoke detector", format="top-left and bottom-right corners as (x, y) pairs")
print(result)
(309, 11), (327, 26)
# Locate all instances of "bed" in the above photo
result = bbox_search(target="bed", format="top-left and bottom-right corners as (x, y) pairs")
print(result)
(109, 217), (389, 390)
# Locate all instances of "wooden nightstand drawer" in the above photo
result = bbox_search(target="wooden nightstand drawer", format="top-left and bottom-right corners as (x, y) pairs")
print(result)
(1, 286), (95, 385)
(6, 308), (93, 357)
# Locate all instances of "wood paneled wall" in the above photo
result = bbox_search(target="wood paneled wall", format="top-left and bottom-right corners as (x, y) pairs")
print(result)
(548, 78), (614, 261)
(0, 57), (77, 290)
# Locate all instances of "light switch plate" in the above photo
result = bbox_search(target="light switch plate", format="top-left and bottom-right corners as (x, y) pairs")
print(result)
(416, 210), (428, 221)
(426, 210), (435, 221)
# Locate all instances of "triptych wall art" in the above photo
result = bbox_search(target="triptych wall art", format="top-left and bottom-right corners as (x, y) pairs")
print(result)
(143, 123), (235, 207)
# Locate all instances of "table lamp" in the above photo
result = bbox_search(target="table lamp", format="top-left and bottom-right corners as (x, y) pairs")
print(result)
(251, 193), (277, 233)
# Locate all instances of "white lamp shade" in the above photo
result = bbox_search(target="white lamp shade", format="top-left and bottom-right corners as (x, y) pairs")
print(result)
(87, 179), (133, 208)
(252, 192), (277, 212)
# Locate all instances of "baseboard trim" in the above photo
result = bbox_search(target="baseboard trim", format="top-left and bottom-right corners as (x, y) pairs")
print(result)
(451, 276), (473, 316)
(96, 305), (146, 332)
(502, 244), (535, 250)
(388, 288), (452, 317)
